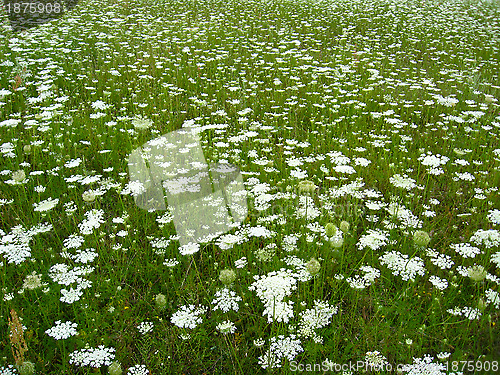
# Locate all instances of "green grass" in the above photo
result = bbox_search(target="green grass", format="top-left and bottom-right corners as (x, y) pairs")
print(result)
(0, 0), (499, 373)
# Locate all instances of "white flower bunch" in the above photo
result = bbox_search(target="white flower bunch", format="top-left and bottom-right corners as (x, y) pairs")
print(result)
(171, 304), (207, 329)
(357, 229), (389, 251)
(249, 269), (297, 323)
(216, 320), (236, 334)
(212, 288), (242, 313)
(137, 321), (154, 335)
(400, 354), (447, 374)
(470, 229), (500, 248)
(258, 335), (303, 369)
(127, 364), (149, 375)
(379, 251), (425, 281)
(46, 320), (78, 340)
(69, 345), (115, 368)
(78, 209), (105, 235)
(298, 300), (337, 341)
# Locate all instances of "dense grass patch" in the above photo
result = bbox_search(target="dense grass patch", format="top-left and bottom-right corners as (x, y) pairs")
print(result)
(0, 0), (499, 373)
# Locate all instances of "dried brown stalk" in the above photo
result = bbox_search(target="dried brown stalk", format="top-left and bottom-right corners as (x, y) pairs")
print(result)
(8, 309), (27, 367)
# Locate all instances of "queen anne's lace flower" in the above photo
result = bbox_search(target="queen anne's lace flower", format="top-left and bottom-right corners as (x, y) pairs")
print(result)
(69, 346), (115, 368)
(46, 320), (78, 340)
(171, 305), (207, 329)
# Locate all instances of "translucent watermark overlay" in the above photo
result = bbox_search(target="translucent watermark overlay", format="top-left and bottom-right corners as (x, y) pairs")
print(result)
(127, 128), (248, 247)
(4, 0), (78, 32)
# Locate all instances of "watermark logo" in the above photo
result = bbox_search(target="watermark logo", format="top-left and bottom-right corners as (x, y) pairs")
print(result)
(127, 128), (248, 247)
(4, 0), (78, 32)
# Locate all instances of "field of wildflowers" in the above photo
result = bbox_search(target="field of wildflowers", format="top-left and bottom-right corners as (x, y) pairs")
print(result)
(0, 0), (499, 373)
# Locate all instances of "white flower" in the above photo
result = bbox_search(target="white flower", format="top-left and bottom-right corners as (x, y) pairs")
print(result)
(131, 115), (153, 130)
(69, 345), (115, 367)
(470, 229), (500, 248)
(179, 242), (200, 256)
(401, 355), (446, 374)
(137, 321), (154, 335)
(357, 229), (389, 251)
(216, 320), (236, 334)
(171, 304), (206, 329)
(488, 209), (500, 225)
(33, 198), (59, 212)
(127, 364), (149, 375)
(212, 288), (242, 313)
(46, 320), (78, 340)
(390, 174), (417, 190)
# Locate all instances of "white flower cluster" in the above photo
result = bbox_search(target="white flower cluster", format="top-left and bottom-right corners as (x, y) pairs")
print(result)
(63, 234), (85, 249)
(0, 223), (52, 264)
(379, 251), (425, 281)
(0, 365), (17, 375)
(485, 289), (500, 309)
(357, 229), (389, 251)
(426, 249), (454, 270)
(389, 174), (417, 190)
(492, 252), (500, 267)
(470, 229), (500, 248)
(418, 152), (449, 175)
(216, 320), (236, 334)
(450, 242), (482, 258)
(488, 209), (500, 225)
(49, 263), (94, 304)
(79, 209), (105, 235)
(212, 288), (242, 313)
(346, 265), (380, 289)
(69, 345), (115, 368)
(137, 321), (154, 335)
(179, 242), (200, 256)
(447, 306), (482, 320)
(45, 320), (78, 340)
(258, 335), (303, 369)
(127, 364), (149, 375)
(385, 202), (422, 229)
(249, 269), (297, 323)
(400, 355), (447, 375)
(33, 197), (59, 212)
(429, 276), (448, 290)
(171, 304), (207, 329)
(295, 196), (321, 220)
(298, 300), (337, 343)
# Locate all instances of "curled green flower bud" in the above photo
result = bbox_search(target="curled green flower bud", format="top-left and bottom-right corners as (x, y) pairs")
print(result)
(306, 257), (321, 276)
(325, 223), (338, 238)
(413, 230), (431, 248)
(155, 293), (167, 310)
(18, 361), (35, 375)
(219, 268), (236, 285)
(468, 265), (487, 282)
(297, 180), (317, 195)
(108, 361), (123, 375)
(339, 221), (350, 233)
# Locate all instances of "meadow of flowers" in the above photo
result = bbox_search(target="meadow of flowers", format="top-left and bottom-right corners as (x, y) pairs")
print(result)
(0, 0), (499, 373)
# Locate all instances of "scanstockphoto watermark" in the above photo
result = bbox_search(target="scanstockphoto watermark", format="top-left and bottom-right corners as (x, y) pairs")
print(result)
(290, 360), (405, 373)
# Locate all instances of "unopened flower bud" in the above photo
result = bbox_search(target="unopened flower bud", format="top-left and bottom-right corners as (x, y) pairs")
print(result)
(155, 293), (167, 310)
(297, 180), (317, 195)
(330, 236), (344, 248)
(478, 297), (487, 311)
(12, 170), (26, 182)
(468, 265), (487, 282)
(413, 230), (431, 248)
(18, 361), (35, 375)
(325, 223), (338, 238)
(108, 361), (123, 375)
(82, 190), (96, 202)
(219, 268), (236, 285)
(339, 221), (350, 233)
(306, 257), (321, 276)
(23, 145), (31, 154)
